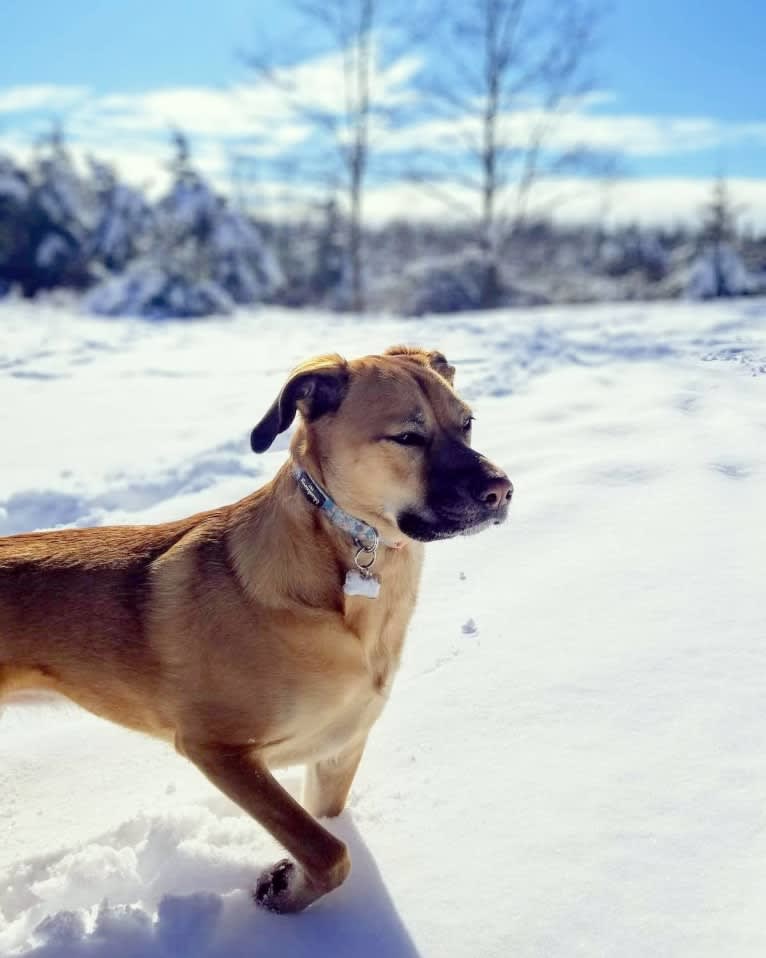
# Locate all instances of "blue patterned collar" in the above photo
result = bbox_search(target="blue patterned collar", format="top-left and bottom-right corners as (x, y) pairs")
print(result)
(292, 468), (380, 561)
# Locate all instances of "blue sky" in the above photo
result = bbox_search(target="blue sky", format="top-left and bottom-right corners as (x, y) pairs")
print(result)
(1, 0), (765, 225)
(600, 0), (766, 178)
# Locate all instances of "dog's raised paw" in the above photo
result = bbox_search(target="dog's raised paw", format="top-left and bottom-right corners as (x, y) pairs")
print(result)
(253, 859), (296, 912)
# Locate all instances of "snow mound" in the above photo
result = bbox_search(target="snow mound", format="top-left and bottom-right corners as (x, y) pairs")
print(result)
(0, 803), (417, 958)
(85, 262), (235, 320)
(379, 248), (545, 315)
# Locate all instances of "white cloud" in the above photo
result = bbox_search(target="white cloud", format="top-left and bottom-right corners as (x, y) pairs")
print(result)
(85, 89), (256, 135)
(529, 112), (766, 157)
(260, 45), (420, 116)
(14, 40), (420, 150)
(75, 87), (308, 147)
(3, 62), (765, 173)
(375, 107), (766, 158)
(0, 84), (88, 114)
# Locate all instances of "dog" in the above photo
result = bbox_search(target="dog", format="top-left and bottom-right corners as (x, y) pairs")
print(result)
(0, 345), (512, 913)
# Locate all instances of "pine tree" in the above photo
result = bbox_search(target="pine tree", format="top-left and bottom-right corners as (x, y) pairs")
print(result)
(87, 158), (152, 272)
(685, 176), (759, 299)
(700, 176), (738, 297)
(0, 154), (32, 294)
(87, 132), (282, 318)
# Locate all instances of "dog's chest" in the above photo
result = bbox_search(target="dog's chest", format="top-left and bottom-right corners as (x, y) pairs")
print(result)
(348, 606), (401, 697)
(265, 640), (397, 767)
(261, 549), (423, 767)
(343, 553), (421, 694)
(279, 562), (419, 762)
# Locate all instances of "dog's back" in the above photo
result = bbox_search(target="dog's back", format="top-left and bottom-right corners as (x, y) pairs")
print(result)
(0, 519), (203, 725)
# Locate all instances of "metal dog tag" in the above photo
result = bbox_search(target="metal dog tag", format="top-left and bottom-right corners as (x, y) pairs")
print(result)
(344, 569), (380, 599)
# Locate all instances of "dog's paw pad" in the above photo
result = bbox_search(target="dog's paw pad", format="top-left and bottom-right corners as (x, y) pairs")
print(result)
(253, 859), (295, 912)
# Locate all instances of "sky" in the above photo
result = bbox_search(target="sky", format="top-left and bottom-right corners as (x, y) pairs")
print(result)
(1, 0), (765, 227)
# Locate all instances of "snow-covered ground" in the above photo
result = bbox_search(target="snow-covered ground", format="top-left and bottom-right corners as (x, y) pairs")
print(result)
(1, 297), (765, 957)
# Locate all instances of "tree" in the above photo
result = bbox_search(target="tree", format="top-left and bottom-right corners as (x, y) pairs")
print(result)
(700, 175), (737, 247)
(87, 133), (282, 318)
(412, 0), (608, 307)
(0, 153), (32, 294)
(1, 126), (95, 296)
(311, 196), (346, 301)
(244, 0), (425, 312)
(685, 175), (760, 300)
(87, 158), (152, 272)
(700, 175), (737, 297)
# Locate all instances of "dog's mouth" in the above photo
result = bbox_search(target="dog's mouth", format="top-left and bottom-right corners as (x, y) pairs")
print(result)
(397, 502), (510, 543)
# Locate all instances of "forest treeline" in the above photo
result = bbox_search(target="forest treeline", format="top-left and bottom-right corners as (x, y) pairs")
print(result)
(1, 132), (764, 317)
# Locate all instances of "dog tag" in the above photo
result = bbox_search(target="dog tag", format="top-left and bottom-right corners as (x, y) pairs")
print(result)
(344, 569), (380, 599)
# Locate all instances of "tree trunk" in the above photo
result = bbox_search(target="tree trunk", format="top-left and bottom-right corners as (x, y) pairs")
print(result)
(479, 5), (501, 310)
(349, 161), (364, 313)
(346, 0), (373, 313)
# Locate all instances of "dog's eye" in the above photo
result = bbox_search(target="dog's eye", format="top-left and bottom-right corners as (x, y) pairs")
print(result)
(388, 432), (426, 447)
(462, 416), (474, 432)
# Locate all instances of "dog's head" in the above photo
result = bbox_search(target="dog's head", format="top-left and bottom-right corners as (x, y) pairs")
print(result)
(250, 347), (512, 543)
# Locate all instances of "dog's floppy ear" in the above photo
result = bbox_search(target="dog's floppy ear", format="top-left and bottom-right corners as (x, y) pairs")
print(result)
(250, 354), (350, 453)
(384, 345), (456, 385)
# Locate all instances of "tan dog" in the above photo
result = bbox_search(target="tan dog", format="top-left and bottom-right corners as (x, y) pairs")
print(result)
(0, 346), (511, 913)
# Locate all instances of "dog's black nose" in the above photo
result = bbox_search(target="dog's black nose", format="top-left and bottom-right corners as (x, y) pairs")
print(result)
(474, 474), (513, 508)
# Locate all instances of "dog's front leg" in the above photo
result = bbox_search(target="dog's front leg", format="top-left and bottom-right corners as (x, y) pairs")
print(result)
(182, 740), (350, 913)
(303, 738), (367, 819)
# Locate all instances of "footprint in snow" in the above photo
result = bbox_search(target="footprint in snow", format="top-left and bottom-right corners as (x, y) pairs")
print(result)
(712, 461), (752, 480)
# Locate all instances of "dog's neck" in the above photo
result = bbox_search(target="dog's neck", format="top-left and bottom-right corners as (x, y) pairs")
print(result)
(289, 451), (405, 548)
(292, 467), (380, 554)
(227, 461), (417, 614)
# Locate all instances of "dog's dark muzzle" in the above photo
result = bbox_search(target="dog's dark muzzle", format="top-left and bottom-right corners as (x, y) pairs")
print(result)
(398, 440), (513, 542)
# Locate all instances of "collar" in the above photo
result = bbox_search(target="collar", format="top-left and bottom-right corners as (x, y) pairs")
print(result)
(292, 467), (380, 559)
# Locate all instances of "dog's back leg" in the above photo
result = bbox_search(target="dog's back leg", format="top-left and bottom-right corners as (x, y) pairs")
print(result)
(303, 738), (367, 819)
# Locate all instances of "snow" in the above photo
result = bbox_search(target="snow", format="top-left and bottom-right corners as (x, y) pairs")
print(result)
(85, 262), (237, 320)
(1, 297), (765, 956)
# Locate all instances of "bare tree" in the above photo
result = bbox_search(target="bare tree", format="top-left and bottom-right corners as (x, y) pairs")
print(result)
(244, 0), (424, 312)
(412, 0), (608, 306)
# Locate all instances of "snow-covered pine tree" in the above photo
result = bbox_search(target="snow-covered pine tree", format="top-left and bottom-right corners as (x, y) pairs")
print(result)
(88, 132), (282, 318)
(685, 176), (762, 299)
(0, 129), (97, 296)
(87, 159), (152, 274)
(0, 154), (32, 295)
(27, 126), (94, 294)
